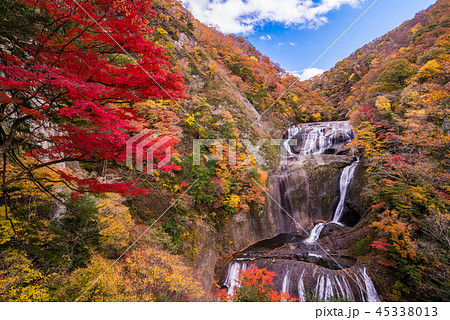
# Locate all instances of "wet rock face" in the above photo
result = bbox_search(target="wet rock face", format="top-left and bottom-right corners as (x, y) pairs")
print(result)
(216, 121), (380, 302)
(221, 155), (357, 250)
(285, 121), (355, 155)
(265, 155), (355, 237)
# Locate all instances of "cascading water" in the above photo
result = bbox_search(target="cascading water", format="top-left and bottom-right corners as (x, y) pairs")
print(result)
(361, 267), (381, 302)
(303, 223), (326, 245)
(303, 158), (358, 245)
(297, 270), (306, 301)
(333, 159), (360, 223)
(220, 121), (380, 302)
(282, 270), (291, 294)
(283, 121), (354, 156)
(224, 262), (247, 295)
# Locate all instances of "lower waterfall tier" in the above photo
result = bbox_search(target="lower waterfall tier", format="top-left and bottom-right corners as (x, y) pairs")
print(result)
(223, 259), (380, 302)
(216, 121), (379, 302)
(217, 233), (380, 302)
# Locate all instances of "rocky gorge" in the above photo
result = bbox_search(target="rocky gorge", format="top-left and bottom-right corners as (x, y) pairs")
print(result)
(215, 121), (380, 302)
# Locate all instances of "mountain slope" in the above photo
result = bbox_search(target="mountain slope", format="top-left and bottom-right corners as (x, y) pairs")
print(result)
(313, 0), (450, 301)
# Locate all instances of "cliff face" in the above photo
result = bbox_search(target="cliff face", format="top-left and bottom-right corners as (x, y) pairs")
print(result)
(311, 0), (450, 301)
(213, 121), (381, 302)
(148, 0), (448, 301)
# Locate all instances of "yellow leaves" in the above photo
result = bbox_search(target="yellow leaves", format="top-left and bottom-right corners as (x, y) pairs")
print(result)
(156, 27), (168, 35)
(411, 23), (423, 34)
(350, 121), (383, 157)
(312, 112), (322, 122)
(372, 210), (417, 260)
(1, 157), (59, 206)
(57, 255), (130, 302)
(225, 194), (241, 208)
(0, 208), (16, 246)
(375, 96), (392, 114)
(404, 108), (426, 119)
(415, 59), (442, 82)
(0, 250), (50, 302)
(59, 242), (205, 301)
(97, 193), (133, 254)
(184, 114), (196, 126)
(123, 247), (205, 301)
(208, 61), (218, 75)
(409, 186), (428, 205)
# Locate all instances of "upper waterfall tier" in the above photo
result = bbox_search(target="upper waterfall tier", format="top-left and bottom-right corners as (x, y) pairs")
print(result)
(284, 121), (355, 155)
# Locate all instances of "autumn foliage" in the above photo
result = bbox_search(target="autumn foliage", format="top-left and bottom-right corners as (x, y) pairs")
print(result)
(216, 264), (295, 302)
(0, 0), (185, 200)
(314, 0), (450, 301)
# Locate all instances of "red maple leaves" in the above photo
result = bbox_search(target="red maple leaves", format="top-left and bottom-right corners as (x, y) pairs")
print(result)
(216, 264), (296, 302)
(1, 0), (186, 197)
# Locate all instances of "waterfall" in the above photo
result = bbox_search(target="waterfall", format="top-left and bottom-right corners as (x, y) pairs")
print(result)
(282, 270), (291, 293)
(283, 121), (354, 155)
(324, 275), (334, 301)
(333, 159), (359, 222)
(224, 262), (247, 295)
(315, 275), (325, 300)
(304, 222), (326, 244)
(297, 270), (306, 302)
(220, 121), (380, 302)
(304, 221), (344, 244)
(283, 126), (301, 155)
(303, 158), (359, 244)
(361, 268), (381, 302)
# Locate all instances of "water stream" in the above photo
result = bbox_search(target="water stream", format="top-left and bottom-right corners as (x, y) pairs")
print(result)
(221, 121), (380, 302)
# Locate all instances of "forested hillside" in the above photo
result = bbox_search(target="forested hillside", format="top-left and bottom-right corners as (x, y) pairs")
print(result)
(0, 0), (448, 302)
(313, 0), (449, 301)
(0, 0), (330, 301)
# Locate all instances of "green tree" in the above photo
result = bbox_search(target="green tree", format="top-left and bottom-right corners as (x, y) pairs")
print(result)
(378, 59), (416, 91)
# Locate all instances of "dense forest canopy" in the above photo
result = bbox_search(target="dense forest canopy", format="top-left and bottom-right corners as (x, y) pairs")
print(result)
(312, 0), (449, 301)
(0, 0), (449, 302)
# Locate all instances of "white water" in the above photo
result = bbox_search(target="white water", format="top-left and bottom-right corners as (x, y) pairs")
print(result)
(282, 270), (290, 293)
(341, 274), (356, 301)
(304, 222), (326, 244)
(224, 262), (247, 295)
(222, 122), (380, 302)
(304, 221), (344, 244)
(283, 126), (301, 155)
(282, 270), (290, 294)
(297, 270), (306, 302)
(333, 159), (359, 222)
(283, 121), (354, 155)
(309, 269), (379, 302)
(303, 158), (359, 244)
(297, 121), (358, 244)
(315, 275), (325, 300)
(361, 267), (381, 302)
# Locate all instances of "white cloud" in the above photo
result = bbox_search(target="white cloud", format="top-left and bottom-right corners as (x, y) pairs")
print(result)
(289, 42), (297, 46)
(182, 0), (364, 34)
(278, 42), (285, 46)
(291, 68), (325, 80)
(260, 34), (272, 41)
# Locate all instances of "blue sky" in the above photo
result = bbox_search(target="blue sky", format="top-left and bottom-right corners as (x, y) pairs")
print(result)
(182, 0), (436, 79)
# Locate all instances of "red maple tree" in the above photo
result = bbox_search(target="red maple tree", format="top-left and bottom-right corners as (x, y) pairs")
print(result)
(216, 264), (296, 302)
(0, 0), (185, 201)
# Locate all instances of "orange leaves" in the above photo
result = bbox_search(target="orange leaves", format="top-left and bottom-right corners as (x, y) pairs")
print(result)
(371, 210), (417, 260)
(216, 264), (296, 302)
(238, 265), (276, 288)
(62, 247), (205, 302)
